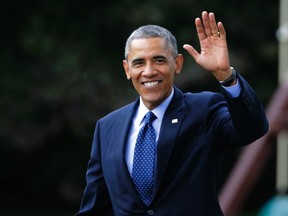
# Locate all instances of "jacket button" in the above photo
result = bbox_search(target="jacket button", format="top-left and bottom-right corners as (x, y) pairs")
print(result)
(147, 209), (154, 215)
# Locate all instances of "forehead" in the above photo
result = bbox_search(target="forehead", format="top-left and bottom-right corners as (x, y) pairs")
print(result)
(128, 38), (172, 58)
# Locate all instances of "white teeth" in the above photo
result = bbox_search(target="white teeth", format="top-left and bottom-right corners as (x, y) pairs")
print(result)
(143, 81), (159, 86)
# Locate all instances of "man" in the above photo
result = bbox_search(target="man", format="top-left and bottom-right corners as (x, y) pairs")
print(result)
(75, 11), (268, 215)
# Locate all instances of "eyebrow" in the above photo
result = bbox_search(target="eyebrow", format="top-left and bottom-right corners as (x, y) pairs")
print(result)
(153, 55), (167, 59)
(131, 58), (143, 64)
(131, 55), (168, 64)
(153, 55), (167, 61)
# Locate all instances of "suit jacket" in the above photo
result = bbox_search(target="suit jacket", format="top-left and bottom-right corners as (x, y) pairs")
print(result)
(75, 74), (268, 216)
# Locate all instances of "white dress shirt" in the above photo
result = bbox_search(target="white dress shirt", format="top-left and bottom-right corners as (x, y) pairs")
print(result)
(125, 82), (241, 176)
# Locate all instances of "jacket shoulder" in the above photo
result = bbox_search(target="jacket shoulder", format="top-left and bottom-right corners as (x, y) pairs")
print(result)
(183, 91), (225, 107)
(100, 100), (138, 123)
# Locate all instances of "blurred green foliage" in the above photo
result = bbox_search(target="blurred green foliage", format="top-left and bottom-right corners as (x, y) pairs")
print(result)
(0, 0), (279, 214)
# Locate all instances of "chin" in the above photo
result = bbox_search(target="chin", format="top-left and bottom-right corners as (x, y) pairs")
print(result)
(143, 97), (164, 108)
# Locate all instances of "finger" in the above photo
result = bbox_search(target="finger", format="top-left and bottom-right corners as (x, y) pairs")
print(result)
(195, 18), (207, 41)
(209, 12), (219, 36)
(217, 22), (226, 39)
(183, 44), (200, 61)
(202, 11), (212, 37)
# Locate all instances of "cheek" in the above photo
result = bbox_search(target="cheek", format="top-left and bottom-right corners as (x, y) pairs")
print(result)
(131, 77), (141, 91)
(166, 72), (175, 84)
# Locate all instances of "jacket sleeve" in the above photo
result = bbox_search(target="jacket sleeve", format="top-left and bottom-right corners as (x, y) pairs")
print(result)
(75, 120), (114, 216)
(224, 72), (268, 145)
(205, 72), (269, 150)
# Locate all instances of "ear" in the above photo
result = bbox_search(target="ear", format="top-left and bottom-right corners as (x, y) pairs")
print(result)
(123, 60), (131, 80)
(175, 54), (184, 75)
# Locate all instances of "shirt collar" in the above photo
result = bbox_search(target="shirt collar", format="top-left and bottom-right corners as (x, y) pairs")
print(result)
(136, 87), (174, 125)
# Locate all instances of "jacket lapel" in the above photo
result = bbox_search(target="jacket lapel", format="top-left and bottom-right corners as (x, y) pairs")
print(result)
(153, 87), (187, 196)
(114, 100), (143, 198)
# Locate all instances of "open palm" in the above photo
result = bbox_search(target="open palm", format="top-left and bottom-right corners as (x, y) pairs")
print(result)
(183, 11), (231, 81)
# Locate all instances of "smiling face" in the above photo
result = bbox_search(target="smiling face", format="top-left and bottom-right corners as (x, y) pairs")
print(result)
(123, 37), (183, 110)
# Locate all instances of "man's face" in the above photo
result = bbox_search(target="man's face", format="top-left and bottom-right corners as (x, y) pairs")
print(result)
(123, 37), (183, 110)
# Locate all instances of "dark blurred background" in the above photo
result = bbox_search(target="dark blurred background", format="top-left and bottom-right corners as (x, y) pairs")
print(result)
(0, 0), (279, 215)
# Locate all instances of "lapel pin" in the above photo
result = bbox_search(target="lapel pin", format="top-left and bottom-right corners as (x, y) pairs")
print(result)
(172, 119), (178, 124)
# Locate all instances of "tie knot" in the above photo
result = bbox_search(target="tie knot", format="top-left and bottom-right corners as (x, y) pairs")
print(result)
(144, 111), (156, 124)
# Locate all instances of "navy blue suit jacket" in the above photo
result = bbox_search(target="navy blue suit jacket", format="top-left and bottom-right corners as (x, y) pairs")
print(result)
(76, 74), (268, 216)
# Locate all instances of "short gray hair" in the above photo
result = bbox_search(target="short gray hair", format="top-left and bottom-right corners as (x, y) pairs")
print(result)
(124, 25), (178, 60)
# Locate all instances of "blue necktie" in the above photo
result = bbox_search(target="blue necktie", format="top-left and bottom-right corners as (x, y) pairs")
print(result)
(132, 111), (157, 206)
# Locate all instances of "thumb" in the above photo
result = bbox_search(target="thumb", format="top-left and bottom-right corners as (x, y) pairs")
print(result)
(183, 44), (199, 61)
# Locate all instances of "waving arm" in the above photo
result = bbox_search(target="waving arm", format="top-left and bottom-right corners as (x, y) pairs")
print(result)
(183, 11), (234, 82)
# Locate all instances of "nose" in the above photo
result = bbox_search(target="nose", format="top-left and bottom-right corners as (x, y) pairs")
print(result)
(142, 63), (157, 76)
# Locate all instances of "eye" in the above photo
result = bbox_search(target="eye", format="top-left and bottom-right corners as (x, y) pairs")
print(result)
(155, 59), (165, 64)
(154, 57), (167, 64)
(132, 60), (144, 68)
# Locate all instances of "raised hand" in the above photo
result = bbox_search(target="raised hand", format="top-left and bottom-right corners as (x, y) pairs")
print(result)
(183, 11), (232, 81)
